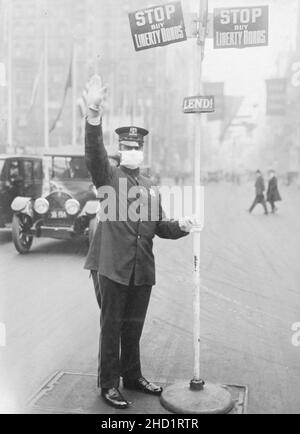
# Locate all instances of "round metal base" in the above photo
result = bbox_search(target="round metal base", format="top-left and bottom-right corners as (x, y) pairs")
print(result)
(160, 382), (234, 415)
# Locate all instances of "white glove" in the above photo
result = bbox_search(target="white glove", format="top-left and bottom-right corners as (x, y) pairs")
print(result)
(87, 75), (108, 122)
(179, 215), (201, 233)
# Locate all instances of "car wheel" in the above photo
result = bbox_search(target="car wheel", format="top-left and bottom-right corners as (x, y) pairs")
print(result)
(12, 214), (33, 254)
(88, 217), (97, 245)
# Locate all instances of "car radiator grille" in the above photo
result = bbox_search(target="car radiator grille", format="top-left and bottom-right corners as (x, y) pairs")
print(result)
(42, 218), (74, 228)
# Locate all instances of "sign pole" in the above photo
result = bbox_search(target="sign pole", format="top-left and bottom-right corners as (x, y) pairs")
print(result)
(160, 0), (234, 414)
(192, 0), (205, 385)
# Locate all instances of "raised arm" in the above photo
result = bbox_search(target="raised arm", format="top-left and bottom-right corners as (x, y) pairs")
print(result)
(84, 75), (111, 189)
(85, 120), (112, 189)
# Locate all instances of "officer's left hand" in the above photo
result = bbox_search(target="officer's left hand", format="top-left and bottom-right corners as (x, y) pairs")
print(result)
(179, 215), (201, 233)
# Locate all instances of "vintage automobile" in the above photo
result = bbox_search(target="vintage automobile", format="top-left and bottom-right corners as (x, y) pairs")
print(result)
(0, 155), (43, 228)
(10, 152), (100, 254)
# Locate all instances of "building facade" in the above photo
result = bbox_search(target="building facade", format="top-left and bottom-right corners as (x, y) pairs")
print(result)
(0, 0), (192, 171)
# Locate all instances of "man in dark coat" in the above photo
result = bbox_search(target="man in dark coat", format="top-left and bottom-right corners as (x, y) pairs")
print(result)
(84, 76), (195, 410)
(267, 170), (282, 213)
(249, 170), (268, 215)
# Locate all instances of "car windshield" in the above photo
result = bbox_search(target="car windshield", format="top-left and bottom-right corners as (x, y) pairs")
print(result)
(51, 156), (89, 180)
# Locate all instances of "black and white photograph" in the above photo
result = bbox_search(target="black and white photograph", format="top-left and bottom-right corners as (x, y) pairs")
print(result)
(0, 0), (300, 417)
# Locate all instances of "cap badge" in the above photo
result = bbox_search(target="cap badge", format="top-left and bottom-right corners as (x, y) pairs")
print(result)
(129, 127), (138, 137)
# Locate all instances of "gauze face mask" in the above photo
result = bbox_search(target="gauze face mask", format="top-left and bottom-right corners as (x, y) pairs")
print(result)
(119, 150), (144, 170)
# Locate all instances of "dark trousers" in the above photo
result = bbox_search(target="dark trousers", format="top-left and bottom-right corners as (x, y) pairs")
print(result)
(97, 274), (152, 389)
(269, 200), (276, 213)
(91, 271), (102, 309)
(249, 194), (268, 214)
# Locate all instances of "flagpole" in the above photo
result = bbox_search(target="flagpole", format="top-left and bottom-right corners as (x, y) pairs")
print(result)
(7, 0), (12, 149)
(43, 0), (49, 150)
(72, 40), (77, 147)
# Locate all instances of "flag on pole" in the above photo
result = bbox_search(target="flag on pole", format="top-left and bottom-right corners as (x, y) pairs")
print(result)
(266, 78), (287, 116)
(77, 81), (90, 118)
(219, 96), (244, 142)
(49, 53), (73, 133)
(27, 53), (44, 114)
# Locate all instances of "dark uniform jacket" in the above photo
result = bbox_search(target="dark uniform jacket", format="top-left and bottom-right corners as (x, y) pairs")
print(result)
(267, 177), (281, 202)
(84, 122), (187, 287)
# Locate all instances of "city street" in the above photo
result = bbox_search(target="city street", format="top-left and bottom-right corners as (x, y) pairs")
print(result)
(0, 182), (300, 414)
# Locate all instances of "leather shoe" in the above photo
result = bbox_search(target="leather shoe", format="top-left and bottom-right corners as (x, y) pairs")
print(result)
(123, 377), (163, 396)
(101, 388), (129, 409)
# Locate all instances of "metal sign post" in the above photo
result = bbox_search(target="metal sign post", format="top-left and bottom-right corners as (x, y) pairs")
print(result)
(192, 0), (205, 388)
(160, 0), (234, 414)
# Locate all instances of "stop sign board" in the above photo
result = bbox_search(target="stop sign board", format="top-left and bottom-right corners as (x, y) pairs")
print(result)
(128, 2), (187, 51)
(214, 5), (269, 49)
(183, 96), (215, 114)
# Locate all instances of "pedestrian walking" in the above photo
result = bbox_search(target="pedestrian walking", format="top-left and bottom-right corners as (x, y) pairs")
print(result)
(84, 76), (197, 410)
(249, 170), (268, 215)
(267, 170), (282, 214)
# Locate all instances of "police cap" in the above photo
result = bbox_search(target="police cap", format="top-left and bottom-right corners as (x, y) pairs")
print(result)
(115, 126), (149, 147)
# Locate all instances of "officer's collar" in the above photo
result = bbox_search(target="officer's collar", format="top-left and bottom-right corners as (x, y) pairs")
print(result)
(120, 165), (140, 177)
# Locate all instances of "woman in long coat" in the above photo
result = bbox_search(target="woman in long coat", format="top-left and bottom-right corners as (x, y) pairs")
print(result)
(267, 170), (282, 213)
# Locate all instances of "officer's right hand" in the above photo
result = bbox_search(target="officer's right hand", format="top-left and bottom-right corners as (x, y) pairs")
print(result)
(87, 75), (108, 119)
(179, 215), (201, 233)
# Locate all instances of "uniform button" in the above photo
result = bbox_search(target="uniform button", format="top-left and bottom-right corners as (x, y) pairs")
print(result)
(138, 235), (141, 240)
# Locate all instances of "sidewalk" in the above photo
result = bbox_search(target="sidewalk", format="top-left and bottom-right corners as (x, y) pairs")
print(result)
(28, 371), (247, 414)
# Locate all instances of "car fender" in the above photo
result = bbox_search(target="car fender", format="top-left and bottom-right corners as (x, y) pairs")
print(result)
(82, 200), (100, 217)
(11, 197), (33, 216)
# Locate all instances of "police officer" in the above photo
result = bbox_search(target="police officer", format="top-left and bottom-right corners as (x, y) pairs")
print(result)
(84, 76), (196, 410)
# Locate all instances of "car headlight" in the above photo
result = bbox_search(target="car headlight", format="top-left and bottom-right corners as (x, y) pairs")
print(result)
(65, 199), (80, 216)
(34, 198), (49, 215)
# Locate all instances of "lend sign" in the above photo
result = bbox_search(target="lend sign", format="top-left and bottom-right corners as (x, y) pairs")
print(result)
(214, 6), (269, 49)
(183, 96), (215, 114)
(128, 2), (187, 51)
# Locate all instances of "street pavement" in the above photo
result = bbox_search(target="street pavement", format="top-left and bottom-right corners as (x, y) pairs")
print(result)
(0, 182), (300, 414)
